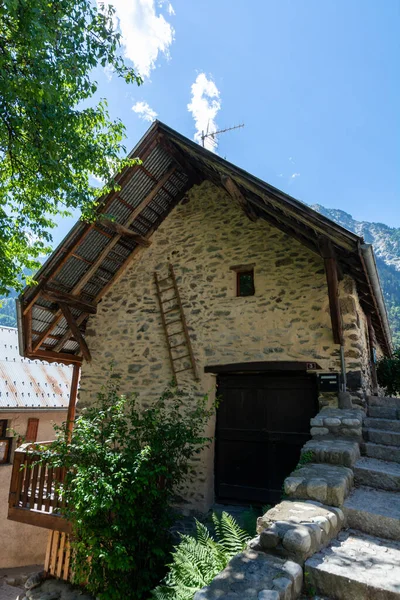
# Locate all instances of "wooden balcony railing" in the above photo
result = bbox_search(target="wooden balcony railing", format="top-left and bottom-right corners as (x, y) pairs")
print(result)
(8, 442), (71, 534)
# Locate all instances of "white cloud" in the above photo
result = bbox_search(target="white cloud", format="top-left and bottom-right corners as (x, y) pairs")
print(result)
(289, 156), (294, 163)
(278, 173), (284, 177)
(187, 73), (221, 153)
(132, 101), (158, 122)
(167, 2), (175, 15)
(98, 0), (175, 78)
(291, 172), (300, 179)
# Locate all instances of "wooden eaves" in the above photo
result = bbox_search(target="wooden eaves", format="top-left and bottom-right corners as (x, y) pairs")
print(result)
(17, 120), (392, 365)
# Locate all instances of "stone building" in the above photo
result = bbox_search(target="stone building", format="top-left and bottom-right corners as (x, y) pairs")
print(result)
(0, 326), (71, 567)
(15, 122), (392, 513)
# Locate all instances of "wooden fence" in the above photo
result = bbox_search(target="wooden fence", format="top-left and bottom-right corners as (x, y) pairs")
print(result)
(8, 442), (71, 534)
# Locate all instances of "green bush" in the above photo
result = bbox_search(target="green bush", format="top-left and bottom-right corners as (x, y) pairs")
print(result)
(41, 375), (214, 600)
(152, 512), (251, 600)
(377, 348), (400, 396)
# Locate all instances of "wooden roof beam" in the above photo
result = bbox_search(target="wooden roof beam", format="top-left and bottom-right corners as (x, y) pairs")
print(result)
(99, 218), (152, 247)
(221, 176), (258, 222)
(159, 137), (203, 185)
(42, 288), (97, 315)
(53, 312), (88, 353)
(70, 165), (176, 298)
(59, 303), (91, 362)
(27, 349), (82, 365)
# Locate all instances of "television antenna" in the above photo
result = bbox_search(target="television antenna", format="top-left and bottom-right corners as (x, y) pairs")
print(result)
(201, 123), (244, 149)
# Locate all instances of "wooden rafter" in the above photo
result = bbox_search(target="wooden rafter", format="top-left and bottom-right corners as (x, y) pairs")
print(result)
(42, 289), (97, 314)
(26, 349), (82, 365)
(159, 137), (203, 185)
(59, 303), (91, 362)
(53, 312), (88, 353)
(22, 134), (160, 317)
(99, 218), (152, 247)
(28, 165), (176, 356)
(221, 175), (258, 222)
(245, 194), (320, 255)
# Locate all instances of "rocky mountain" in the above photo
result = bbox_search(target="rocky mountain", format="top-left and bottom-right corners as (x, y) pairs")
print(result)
(1, 207), (400, 345)
(311, 205), (400, 345)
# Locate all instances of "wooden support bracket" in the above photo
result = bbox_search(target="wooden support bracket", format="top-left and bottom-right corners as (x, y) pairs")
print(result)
(59, 303), (91, 362)
(42, 288), (97, 315)
(99, 218), (152, 247)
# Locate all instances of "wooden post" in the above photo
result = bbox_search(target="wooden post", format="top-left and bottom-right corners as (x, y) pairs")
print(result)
(366, 313), (379, 394)
(66, 364), (80, 442)
(318, 238), (344, 345)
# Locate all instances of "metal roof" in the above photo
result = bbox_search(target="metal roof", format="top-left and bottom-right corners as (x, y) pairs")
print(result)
(16, 121), (392, 362)
(0, 327), (71, 409)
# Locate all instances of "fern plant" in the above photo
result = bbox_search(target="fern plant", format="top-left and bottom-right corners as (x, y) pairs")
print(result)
(152, 512), (250, 600)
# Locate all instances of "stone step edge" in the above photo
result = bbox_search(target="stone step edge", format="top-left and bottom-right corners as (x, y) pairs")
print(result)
(343, 487), (400, 542)
(354, 456), (400, 474)
(363, 441), (400, 460)
(364, 417), (400, 431)
(305, 530), (400, 600)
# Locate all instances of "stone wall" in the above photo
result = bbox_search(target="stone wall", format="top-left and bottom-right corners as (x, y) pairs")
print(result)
(0, 409), (67, 568)
(339, 275), (381, 404)
(79, 180), (378, 511)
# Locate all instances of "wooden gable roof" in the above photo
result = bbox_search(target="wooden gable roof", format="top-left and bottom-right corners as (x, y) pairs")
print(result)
(17, 121), (392, 364)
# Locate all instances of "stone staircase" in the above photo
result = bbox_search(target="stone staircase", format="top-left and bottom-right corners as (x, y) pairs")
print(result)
(195, 396), (400, 600)
(306, 395), (400, 599)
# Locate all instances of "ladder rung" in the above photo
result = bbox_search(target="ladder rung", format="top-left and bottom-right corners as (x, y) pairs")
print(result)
(175, 367), (191, 374)
(170, 341), (186, 350)
(161, 296), (177, 304)
(160, 286), (175, 293)
(167, 330), (184, 337)
(164, 306), (179, 314)
(166, 319), (181, 326)
(157, 276), (171, 284)
(172, 354), (190, 362)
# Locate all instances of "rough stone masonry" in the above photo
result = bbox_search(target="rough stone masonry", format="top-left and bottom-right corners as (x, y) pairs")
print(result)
(77, 180), (381, 512)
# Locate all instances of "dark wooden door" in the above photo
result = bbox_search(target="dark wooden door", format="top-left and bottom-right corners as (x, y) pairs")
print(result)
(215, 372), (318, 504)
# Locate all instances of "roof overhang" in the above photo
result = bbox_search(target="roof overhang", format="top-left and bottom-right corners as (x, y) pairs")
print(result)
(18, 121), (393, 362)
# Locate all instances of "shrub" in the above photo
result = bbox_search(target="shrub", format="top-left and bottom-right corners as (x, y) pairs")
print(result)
(152, 512), (251, 600)
(41, 375), (214, 600)
(377, 348), (400, 396)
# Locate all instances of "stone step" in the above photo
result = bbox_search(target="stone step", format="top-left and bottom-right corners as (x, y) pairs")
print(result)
(364, 428), (400, 447)
(354, 457), (400, 491)
(364, 417), (400, 432)
(305, 529), (400, 600)
(343, 486), (400, 541)
(368, 405), (400, 420)
(364, 441), (400, 464)
(301, 439), (360, 468)
(368, 395), (400, 409)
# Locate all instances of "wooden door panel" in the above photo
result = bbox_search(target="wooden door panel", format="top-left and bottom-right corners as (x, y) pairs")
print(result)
(215, 372), (318, 504)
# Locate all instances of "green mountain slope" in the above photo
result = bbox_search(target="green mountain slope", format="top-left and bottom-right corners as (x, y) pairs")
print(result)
(1, 208), (400, 346)
(311, 205), (400, 346)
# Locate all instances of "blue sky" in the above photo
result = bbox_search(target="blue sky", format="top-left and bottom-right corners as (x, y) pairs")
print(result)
(55, 0), (400, 245)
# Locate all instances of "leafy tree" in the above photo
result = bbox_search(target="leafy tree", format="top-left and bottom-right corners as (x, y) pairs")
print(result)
(0, 0), (142, 295)
(39, 376), (214, 600)
(377, 349), (400, 396)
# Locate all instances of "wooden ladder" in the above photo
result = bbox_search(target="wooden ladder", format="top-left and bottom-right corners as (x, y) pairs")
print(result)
(154, 264), (199, 381)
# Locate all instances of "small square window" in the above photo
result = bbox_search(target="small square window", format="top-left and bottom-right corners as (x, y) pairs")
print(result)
(237, 270), (255, 297)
